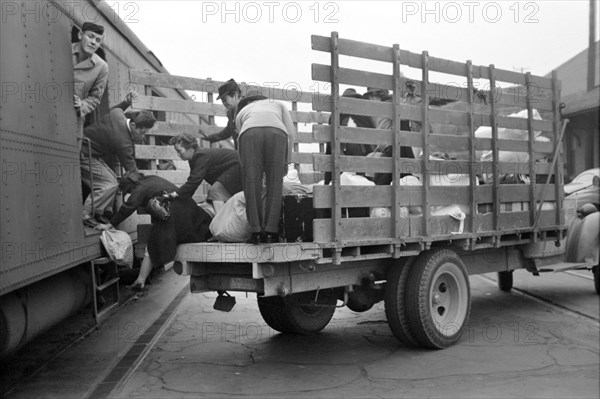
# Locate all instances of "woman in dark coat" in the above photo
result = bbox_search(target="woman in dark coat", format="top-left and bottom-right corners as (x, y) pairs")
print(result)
(96, 171), (212, 291)
(168, 133), (243, 215)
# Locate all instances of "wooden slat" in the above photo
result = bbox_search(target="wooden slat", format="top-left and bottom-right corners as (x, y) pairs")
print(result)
(477, 210), (560, 233)
(311, 124), (554, 155)
(291, 110), (330, 124)
(475, 185), (557, 203)
(313, 214), (474, 243)
(312, 63), (553, 111)
(313, 217), (401, 242)
(311, 154), (553, 175)
(290, 152), (315, 165)
(311, 35), (553, 89)
(131, 70), (220, 92)
(295, 131), (317, 143)
(149, 121), (203, 137)
(135, 144), (179, 160)
(313, 34), (466, 77)
(137, 95), (328, 127)
(313, 186), (394, 207)
(131, 70), (319, 104)
(498, 211), (535, 230)
(312, 124), (404, 146)
(313, 185), (475, 208)
(140, 169), (188, 182)
(313, 97), (554, 132)
(312, 63), (393, 94)
(134, 95), (227, 116)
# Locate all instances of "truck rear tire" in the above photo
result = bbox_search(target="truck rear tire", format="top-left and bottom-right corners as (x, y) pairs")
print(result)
(257, 296), (294, 333)
(497, 271), (513, 292)
(384, 260), (419, 346)
(285, 289), (337, 334)
(257, 289), (337, 334)
(405, 249), (471, 349)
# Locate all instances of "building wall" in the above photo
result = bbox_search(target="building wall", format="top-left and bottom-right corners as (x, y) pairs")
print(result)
(565, 109), (600, 181)
(551, 41), (599, 97)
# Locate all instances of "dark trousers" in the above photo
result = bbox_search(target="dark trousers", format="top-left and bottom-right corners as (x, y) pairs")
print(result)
(239, 127), (288, 233)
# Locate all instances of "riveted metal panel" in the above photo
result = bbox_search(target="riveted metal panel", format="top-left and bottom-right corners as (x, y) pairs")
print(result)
(1, 4), (87, 295)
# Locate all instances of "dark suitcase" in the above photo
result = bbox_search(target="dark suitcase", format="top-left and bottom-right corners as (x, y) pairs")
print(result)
(279, 194), (315, 242)
(278, 194), (369, 243)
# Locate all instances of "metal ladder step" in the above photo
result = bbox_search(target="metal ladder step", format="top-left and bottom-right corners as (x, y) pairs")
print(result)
(91, 257), (120, 323)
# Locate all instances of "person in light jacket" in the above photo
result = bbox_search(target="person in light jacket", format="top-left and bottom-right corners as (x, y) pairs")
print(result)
(235, 91), (296, 244)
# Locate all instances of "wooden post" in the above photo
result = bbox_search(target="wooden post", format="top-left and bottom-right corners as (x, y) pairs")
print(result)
(551, 70), (564, 227)
(292, 101), (299, 175)
(525, 72), (537, 232)
(330, 32), (342, 264)
(420, 51), (430, 237)
(466, 60), (476, 243)
(488, 65), (499, 236)
(207, 77), (215, 149)
(392, 44), (403, 245)
(145, 85), (157, 169)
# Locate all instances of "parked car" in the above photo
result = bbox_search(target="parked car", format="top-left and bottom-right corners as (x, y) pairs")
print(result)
(564, 168), (600, 196)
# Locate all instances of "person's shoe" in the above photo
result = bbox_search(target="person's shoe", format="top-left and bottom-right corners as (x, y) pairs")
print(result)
(246, 232), (262, 245)
(262, 232), (279, 244)
(128, 282), (145, 292)
(95, 213), (111, 224)
(83, 215), (99, 228)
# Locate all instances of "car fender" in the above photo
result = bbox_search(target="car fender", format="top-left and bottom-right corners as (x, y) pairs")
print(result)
(565, 211), (599, 265)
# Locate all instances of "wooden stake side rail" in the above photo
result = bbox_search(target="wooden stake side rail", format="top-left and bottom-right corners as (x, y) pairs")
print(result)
(311, 63), (555, 112)
(312, 96), (555, 132)
(310, 35), (555, 90)
(309, 32), (564, 252)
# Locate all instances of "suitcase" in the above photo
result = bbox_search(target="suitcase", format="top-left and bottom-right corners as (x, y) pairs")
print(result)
(278, 195), (370, 243)
(279, 194), (315, 242)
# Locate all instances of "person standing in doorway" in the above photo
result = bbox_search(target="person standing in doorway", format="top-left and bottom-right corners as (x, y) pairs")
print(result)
(72, 22), (108, 133)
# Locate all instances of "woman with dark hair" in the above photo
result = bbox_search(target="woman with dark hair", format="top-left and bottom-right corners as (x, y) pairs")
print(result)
(200, 78), (243, 149)
(235, 91), (296, 244)
(97, 171), (212, 291)
(167, 133), (243, 215)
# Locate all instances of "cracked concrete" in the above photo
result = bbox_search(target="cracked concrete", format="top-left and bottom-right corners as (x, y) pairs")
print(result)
(113, 272), (599, 399)
(4, 269), (598, 399)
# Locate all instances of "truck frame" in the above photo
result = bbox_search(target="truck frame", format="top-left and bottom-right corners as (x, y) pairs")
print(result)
(130, 33), (598, 349)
